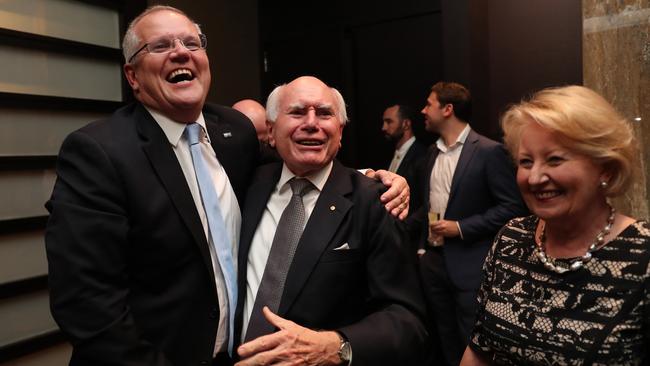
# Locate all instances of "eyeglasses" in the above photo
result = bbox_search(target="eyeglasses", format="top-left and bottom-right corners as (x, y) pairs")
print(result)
(128, 33), (207, 63)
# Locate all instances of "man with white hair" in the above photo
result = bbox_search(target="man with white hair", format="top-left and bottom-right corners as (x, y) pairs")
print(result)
(234, 76), (428, 366)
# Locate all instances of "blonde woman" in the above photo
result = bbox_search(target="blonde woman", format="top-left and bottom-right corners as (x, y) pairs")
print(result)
(461, 86), (649, 365)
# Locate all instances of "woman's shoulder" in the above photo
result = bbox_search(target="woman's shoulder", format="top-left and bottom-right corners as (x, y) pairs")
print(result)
(497, 215), (538, 238)
(615, 219), (650, 246)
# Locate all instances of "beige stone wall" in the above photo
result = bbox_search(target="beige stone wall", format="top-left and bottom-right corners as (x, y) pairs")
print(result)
(583, 0), (650, 219)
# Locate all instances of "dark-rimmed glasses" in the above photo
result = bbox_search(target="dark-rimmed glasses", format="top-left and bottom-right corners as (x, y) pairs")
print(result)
(128, 33), (207, 63)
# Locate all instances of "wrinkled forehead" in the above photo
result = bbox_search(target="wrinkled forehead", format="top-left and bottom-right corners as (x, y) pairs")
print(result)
(281, 82), (337, 110)
(135, 10), (198, 39)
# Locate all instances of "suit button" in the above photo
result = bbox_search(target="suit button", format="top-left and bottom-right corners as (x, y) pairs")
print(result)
(200, 360), (209, 365)
(210, 307), (218, 319)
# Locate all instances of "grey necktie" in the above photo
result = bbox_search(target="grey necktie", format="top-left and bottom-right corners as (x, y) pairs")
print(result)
(244, 178), (314, 341)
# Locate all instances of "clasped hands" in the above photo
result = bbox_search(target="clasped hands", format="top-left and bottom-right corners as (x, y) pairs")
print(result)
(236, 307), (343, 366)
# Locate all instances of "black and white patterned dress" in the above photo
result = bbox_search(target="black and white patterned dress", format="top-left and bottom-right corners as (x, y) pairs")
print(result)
(469, 216), (650, 365)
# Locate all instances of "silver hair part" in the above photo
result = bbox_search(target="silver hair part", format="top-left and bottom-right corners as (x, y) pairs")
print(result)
(265, 83), (348, 125)
(122, 5), (202, 63)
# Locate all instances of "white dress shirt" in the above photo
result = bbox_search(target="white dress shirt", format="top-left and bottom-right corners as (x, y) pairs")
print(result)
(388, 136), (416, 173)
(429, 124), (470, 239)
(147, 107), (241, 355)
(242, 161), (333, 338)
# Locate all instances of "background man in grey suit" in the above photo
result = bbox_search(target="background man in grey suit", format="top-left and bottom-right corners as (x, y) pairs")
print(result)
(234, 76), (428, 366)
(413, 82), (527, 366)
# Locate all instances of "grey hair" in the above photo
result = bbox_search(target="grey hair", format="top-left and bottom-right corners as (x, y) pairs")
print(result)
(122, 5), (202, 63)
(265, 84), (348, 125)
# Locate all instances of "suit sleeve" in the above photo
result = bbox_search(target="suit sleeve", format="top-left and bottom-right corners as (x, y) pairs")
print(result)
(457, 144), (527, 243)
(45, 131), (173, 366)
(337, 184), (429, 366)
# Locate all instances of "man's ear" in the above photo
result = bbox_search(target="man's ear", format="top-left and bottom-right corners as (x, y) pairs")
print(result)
(123, 63), (139, 92)
(266, 120), (275, 147)
(442, 103), (454, 118)
(403, 119), (412, 130)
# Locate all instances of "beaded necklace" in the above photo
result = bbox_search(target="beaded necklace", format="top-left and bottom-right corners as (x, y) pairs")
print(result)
(535, 205), (616, 274)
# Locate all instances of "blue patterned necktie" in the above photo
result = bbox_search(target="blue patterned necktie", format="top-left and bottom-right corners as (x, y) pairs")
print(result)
(185, 123), (237, 355)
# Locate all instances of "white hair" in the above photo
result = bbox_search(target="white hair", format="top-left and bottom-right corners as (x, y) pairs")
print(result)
(265, 83), (348, 125)
(122, 5), (202, 63)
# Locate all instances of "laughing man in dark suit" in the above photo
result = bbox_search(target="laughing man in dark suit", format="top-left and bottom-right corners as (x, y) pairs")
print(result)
(234, 76), (428, 366)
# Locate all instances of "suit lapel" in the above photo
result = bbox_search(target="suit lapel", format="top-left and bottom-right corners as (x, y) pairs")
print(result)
(278, 161), (353, 315)
(448, 129), (479, 202)
(205, 115), (235, 183)
(238, 164), (282, 277)
(135, 105), (217, 288)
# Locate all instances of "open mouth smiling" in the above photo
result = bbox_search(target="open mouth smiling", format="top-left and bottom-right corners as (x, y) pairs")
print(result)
(167, 68), (194, 83)
(296, 139), (324, 147)
(534, 190), (562, 200)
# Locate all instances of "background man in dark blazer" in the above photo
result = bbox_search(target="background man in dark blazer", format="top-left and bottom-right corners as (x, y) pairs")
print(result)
(412, 82), (527, 366)
(45, 7), (411, 366)
(382, 104), (427, 190)
(233, 76), (428, 366)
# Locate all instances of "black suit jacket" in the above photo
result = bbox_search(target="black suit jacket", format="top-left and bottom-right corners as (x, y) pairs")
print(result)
(45, 102), (259, 366)
(395, 139), (427, 187)
(412, 130), (527, 290)
(394, 139), (428, 209)
(234, 161), (428, 365)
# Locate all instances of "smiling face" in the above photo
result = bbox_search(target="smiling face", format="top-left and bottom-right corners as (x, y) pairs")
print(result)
(123, 10), (210, 123)
(421, 92), (448, 132)
(268, 77), (344, 177)
(516, 121), (607, 224)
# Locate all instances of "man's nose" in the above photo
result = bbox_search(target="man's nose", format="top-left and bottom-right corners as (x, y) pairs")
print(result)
(169, 39), (191, 57)
(303, 109), (318, 128)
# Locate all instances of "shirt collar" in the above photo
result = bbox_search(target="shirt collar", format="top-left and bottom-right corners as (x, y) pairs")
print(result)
(145, 106), (208, 146)
(436, 124), (471, 153)
(277, 161), (333, 193)
(396, 136), (416, 155)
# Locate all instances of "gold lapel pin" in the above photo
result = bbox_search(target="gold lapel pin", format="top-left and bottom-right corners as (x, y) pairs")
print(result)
(329, 205), (336, 211)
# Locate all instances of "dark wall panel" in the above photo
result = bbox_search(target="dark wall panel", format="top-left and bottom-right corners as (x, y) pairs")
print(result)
(351, 13), (442, 169)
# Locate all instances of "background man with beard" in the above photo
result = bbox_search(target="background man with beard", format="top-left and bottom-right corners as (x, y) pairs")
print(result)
(382, 104), (427, 190)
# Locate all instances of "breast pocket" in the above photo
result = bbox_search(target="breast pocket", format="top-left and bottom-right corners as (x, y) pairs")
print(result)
(319, 248), (363, 263)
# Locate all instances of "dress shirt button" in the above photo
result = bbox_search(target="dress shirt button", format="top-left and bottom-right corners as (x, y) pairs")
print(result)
(209, 307), (218, 319)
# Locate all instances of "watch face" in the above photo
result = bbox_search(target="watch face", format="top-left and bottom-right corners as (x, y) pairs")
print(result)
(340, 341), (352, 361)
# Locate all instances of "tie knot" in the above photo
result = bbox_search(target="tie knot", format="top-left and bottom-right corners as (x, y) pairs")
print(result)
(289, 178), (313, 197)
(185, 123), (202, 145)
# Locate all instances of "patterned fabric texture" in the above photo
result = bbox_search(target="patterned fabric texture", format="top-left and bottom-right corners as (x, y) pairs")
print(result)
(470, 216), (650, 365)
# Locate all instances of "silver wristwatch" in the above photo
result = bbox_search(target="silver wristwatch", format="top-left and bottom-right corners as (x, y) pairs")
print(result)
(337, 333), (352, 365)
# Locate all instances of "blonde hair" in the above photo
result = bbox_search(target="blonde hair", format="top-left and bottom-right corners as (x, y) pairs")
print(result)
(501, 85), (637, 197)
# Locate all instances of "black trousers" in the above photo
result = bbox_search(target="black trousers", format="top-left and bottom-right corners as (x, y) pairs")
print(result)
(419, 248), (479, 366)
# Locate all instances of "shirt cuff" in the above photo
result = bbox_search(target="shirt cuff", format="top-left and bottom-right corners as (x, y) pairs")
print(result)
(456, 221), (464, 240)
